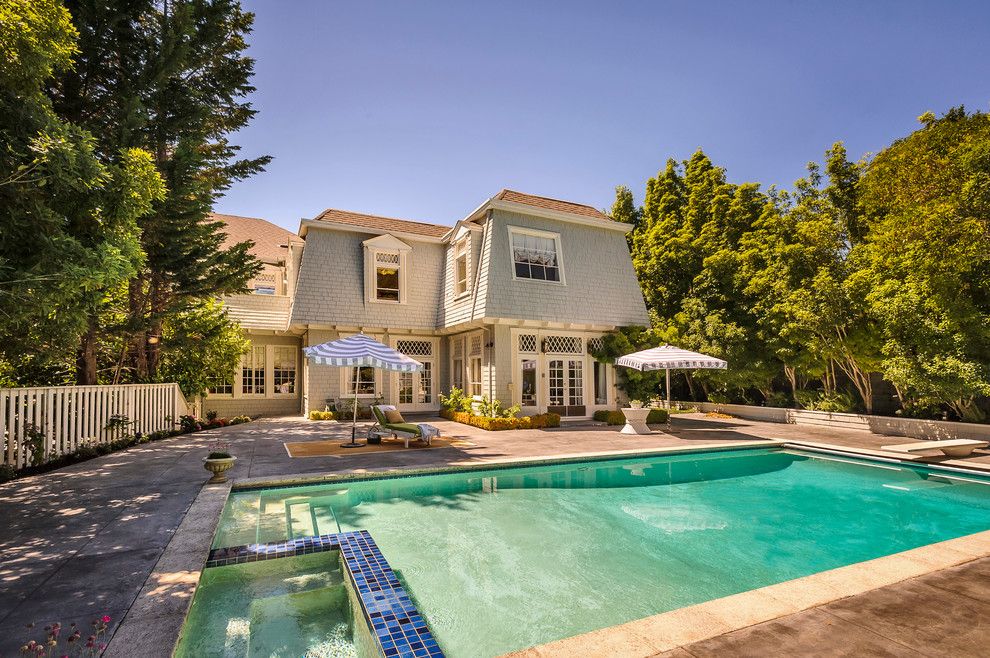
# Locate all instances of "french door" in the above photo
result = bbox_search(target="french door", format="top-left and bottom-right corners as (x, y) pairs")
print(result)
(392, 339), (437, 412)
(547, 358), (585, 417)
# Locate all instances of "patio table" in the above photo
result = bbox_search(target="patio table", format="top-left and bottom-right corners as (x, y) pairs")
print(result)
(619, 407), (652, 435)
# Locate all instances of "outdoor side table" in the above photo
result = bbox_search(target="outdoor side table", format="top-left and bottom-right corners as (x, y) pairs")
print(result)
(620, 408), (652, 435)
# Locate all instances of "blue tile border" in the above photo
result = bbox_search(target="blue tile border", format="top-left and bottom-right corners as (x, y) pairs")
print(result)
(205, 530), (444, 657)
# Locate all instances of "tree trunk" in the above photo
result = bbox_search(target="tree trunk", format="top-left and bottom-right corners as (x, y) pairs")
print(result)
(129, 276), (149, 380)
(75, 319), (98, 385)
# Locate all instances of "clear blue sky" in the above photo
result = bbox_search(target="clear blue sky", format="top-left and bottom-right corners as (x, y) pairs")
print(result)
(216, 0), (990, 231)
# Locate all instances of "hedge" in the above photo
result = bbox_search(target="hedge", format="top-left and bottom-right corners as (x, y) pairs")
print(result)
(593, 409), (669, 425)
(440, 409), (561, 430)
(308, 410), (336, 420)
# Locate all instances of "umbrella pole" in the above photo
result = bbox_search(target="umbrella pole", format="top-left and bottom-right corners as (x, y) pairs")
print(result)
(666, 368), (671, 409)
(350, 388), (358, 445)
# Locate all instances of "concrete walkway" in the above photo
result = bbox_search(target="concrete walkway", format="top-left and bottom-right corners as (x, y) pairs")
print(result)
(0, 413), (988, 656)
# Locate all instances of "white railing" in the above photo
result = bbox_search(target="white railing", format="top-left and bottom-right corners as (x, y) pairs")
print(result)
(1, 383), (189, 469)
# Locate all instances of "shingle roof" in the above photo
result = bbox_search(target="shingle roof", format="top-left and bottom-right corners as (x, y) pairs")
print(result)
(212, 213), (295, 264)
(495, 189), (611, 221)
(312, 208), (450, 238)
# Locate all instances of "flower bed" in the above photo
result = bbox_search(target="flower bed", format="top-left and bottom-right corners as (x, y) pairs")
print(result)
(440, 409), (561, 431)
(308, 410), (336, 421)
(593, 408), (669, 425)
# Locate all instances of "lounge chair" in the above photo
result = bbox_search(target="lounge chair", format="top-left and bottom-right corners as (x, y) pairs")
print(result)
(370, 405), (435, 448)
(881, 439), (988, 458)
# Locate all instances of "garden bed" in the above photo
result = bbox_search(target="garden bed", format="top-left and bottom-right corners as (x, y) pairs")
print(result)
(440, 409), (560, 431)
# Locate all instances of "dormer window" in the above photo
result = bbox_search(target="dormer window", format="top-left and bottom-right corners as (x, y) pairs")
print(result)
(454, 237), (470, 296)
(509, 226), (564, 283)
(375, 251), (401, 301)
(363, 234), (411, 304)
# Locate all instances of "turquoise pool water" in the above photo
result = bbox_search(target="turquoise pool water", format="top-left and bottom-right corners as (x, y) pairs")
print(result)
(214, 448), (990, 657)
(175, 552), (377, 658)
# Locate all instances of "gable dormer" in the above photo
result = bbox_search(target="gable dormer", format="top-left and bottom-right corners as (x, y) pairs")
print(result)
(363, 233), (412, 305)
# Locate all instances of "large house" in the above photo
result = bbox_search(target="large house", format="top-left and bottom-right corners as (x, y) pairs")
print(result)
(205, 190), (649, 420)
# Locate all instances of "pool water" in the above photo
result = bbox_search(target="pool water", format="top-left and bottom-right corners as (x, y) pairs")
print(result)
(214, 448), (990, 657)
(175, 552), (376, 658)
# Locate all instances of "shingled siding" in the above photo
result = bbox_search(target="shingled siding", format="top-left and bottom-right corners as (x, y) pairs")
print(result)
(290, 228), (445, 330)
(438, 227), (485, 327)
(482, 210), (649, 327)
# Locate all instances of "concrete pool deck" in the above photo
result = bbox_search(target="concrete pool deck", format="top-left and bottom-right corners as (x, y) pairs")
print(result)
(0, 412), (989, 656)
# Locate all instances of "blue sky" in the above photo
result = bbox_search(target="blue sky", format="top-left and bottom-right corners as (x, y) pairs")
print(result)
(217, 1), (990, 231)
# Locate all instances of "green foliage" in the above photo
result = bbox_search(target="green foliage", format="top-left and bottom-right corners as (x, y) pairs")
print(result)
(0, 0), (163, 384)
(477, 396), (520, 419)
(857, 107), (990, 421)
(439, 387), (473, 413)
(156, 300), (249, 398)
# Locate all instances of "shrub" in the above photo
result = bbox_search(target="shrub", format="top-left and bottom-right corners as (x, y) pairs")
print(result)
(229, 415), (251, 425)
(205, 410), (219, 421)
(593, 409), (626, 425)
(309, 410), (335, 421)
(0, 464), (15, 483)
(440, 409), (560, 431)
(646, 408), (669, 424)
(439, 388), (473, 413)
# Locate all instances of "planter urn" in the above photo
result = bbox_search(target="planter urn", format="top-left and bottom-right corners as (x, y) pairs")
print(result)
(203, 456), (236, 483)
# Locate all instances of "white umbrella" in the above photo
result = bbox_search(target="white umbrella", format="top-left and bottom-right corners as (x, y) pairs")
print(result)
(616, 345), (727, 407)
(303, 333), (423, 447)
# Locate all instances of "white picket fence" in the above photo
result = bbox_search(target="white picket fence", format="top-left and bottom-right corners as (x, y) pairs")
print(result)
(1, 383), (190, 469)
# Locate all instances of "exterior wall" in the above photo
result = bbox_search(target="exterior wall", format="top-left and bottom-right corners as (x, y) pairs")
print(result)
(290, 227), (444, 330)
(683, 402), (990, 441)
(204, 332), (302, 418)
(481, 209), (649, 327)
(303, 328), (343, 415)
(438, 224), (486, 328)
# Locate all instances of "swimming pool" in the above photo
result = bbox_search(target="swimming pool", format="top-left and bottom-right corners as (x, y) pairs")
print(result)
(211, 447), (990, 657)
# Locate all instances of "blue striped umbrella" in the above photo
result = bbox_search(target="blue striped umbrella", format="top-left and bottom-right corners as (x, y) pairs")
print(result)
(303, 333), (423, 446)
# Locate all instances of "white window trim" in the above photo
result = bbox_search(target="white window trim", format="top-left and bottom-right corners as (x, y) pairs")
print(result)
(507, 225), (566, 285)
(453, 236), (472, 299)
(241, 345), (267, 398)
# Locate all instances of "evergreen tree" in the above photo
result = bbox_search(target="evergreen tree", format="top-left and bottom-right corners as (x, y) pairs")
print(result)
(50, 0), (266, 383)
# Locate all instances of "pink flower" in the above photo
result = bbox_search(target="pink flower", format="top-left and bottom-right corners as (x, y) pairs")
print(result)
(101, 615), (111, 623)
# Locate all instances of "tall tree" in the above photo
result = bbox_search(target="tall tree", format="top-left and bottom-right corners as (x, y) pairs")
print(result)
(50, 0), (265, 384)
(0, 0), (162, 384)
(858, 108), (990, 420)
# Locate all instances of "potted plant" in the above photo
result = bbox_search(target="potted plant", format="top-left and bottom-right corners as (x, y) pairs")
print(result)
(629, 399), (644, 409)
(203, 439), (236, 483)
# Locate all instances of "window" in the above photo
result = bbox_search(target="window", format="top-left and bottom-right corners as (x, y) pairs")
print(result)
(510, 227), (562, 282)
(242, 345), (266, 395)
(273, 346), (296, 394)
(348, 366), (376, 395)
(375, 251), (401, 301)
(521, 359), (537, 406)
(207, 375), (232, 396)
(421, 362), (432, 403)
(454, 238), (470, 296)
(594, 361), (609, 405)
(469, 357), (482, 397)
(452, 358), (464, 390)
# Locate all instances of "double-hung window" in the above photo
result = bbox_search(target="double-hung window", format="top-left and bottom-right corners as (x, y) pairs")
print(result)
(509, 227), (563, 282)
(454, 238), (470, 296)
(348, 366), (377, 395)
(374, 251), (401, 301)
(273, 346), (296, 394)
(242, 345), (266, 395)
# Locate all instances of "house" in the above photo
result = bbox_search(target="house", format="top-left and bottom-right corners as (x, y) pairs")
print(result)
(204, 190), (649, 420)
